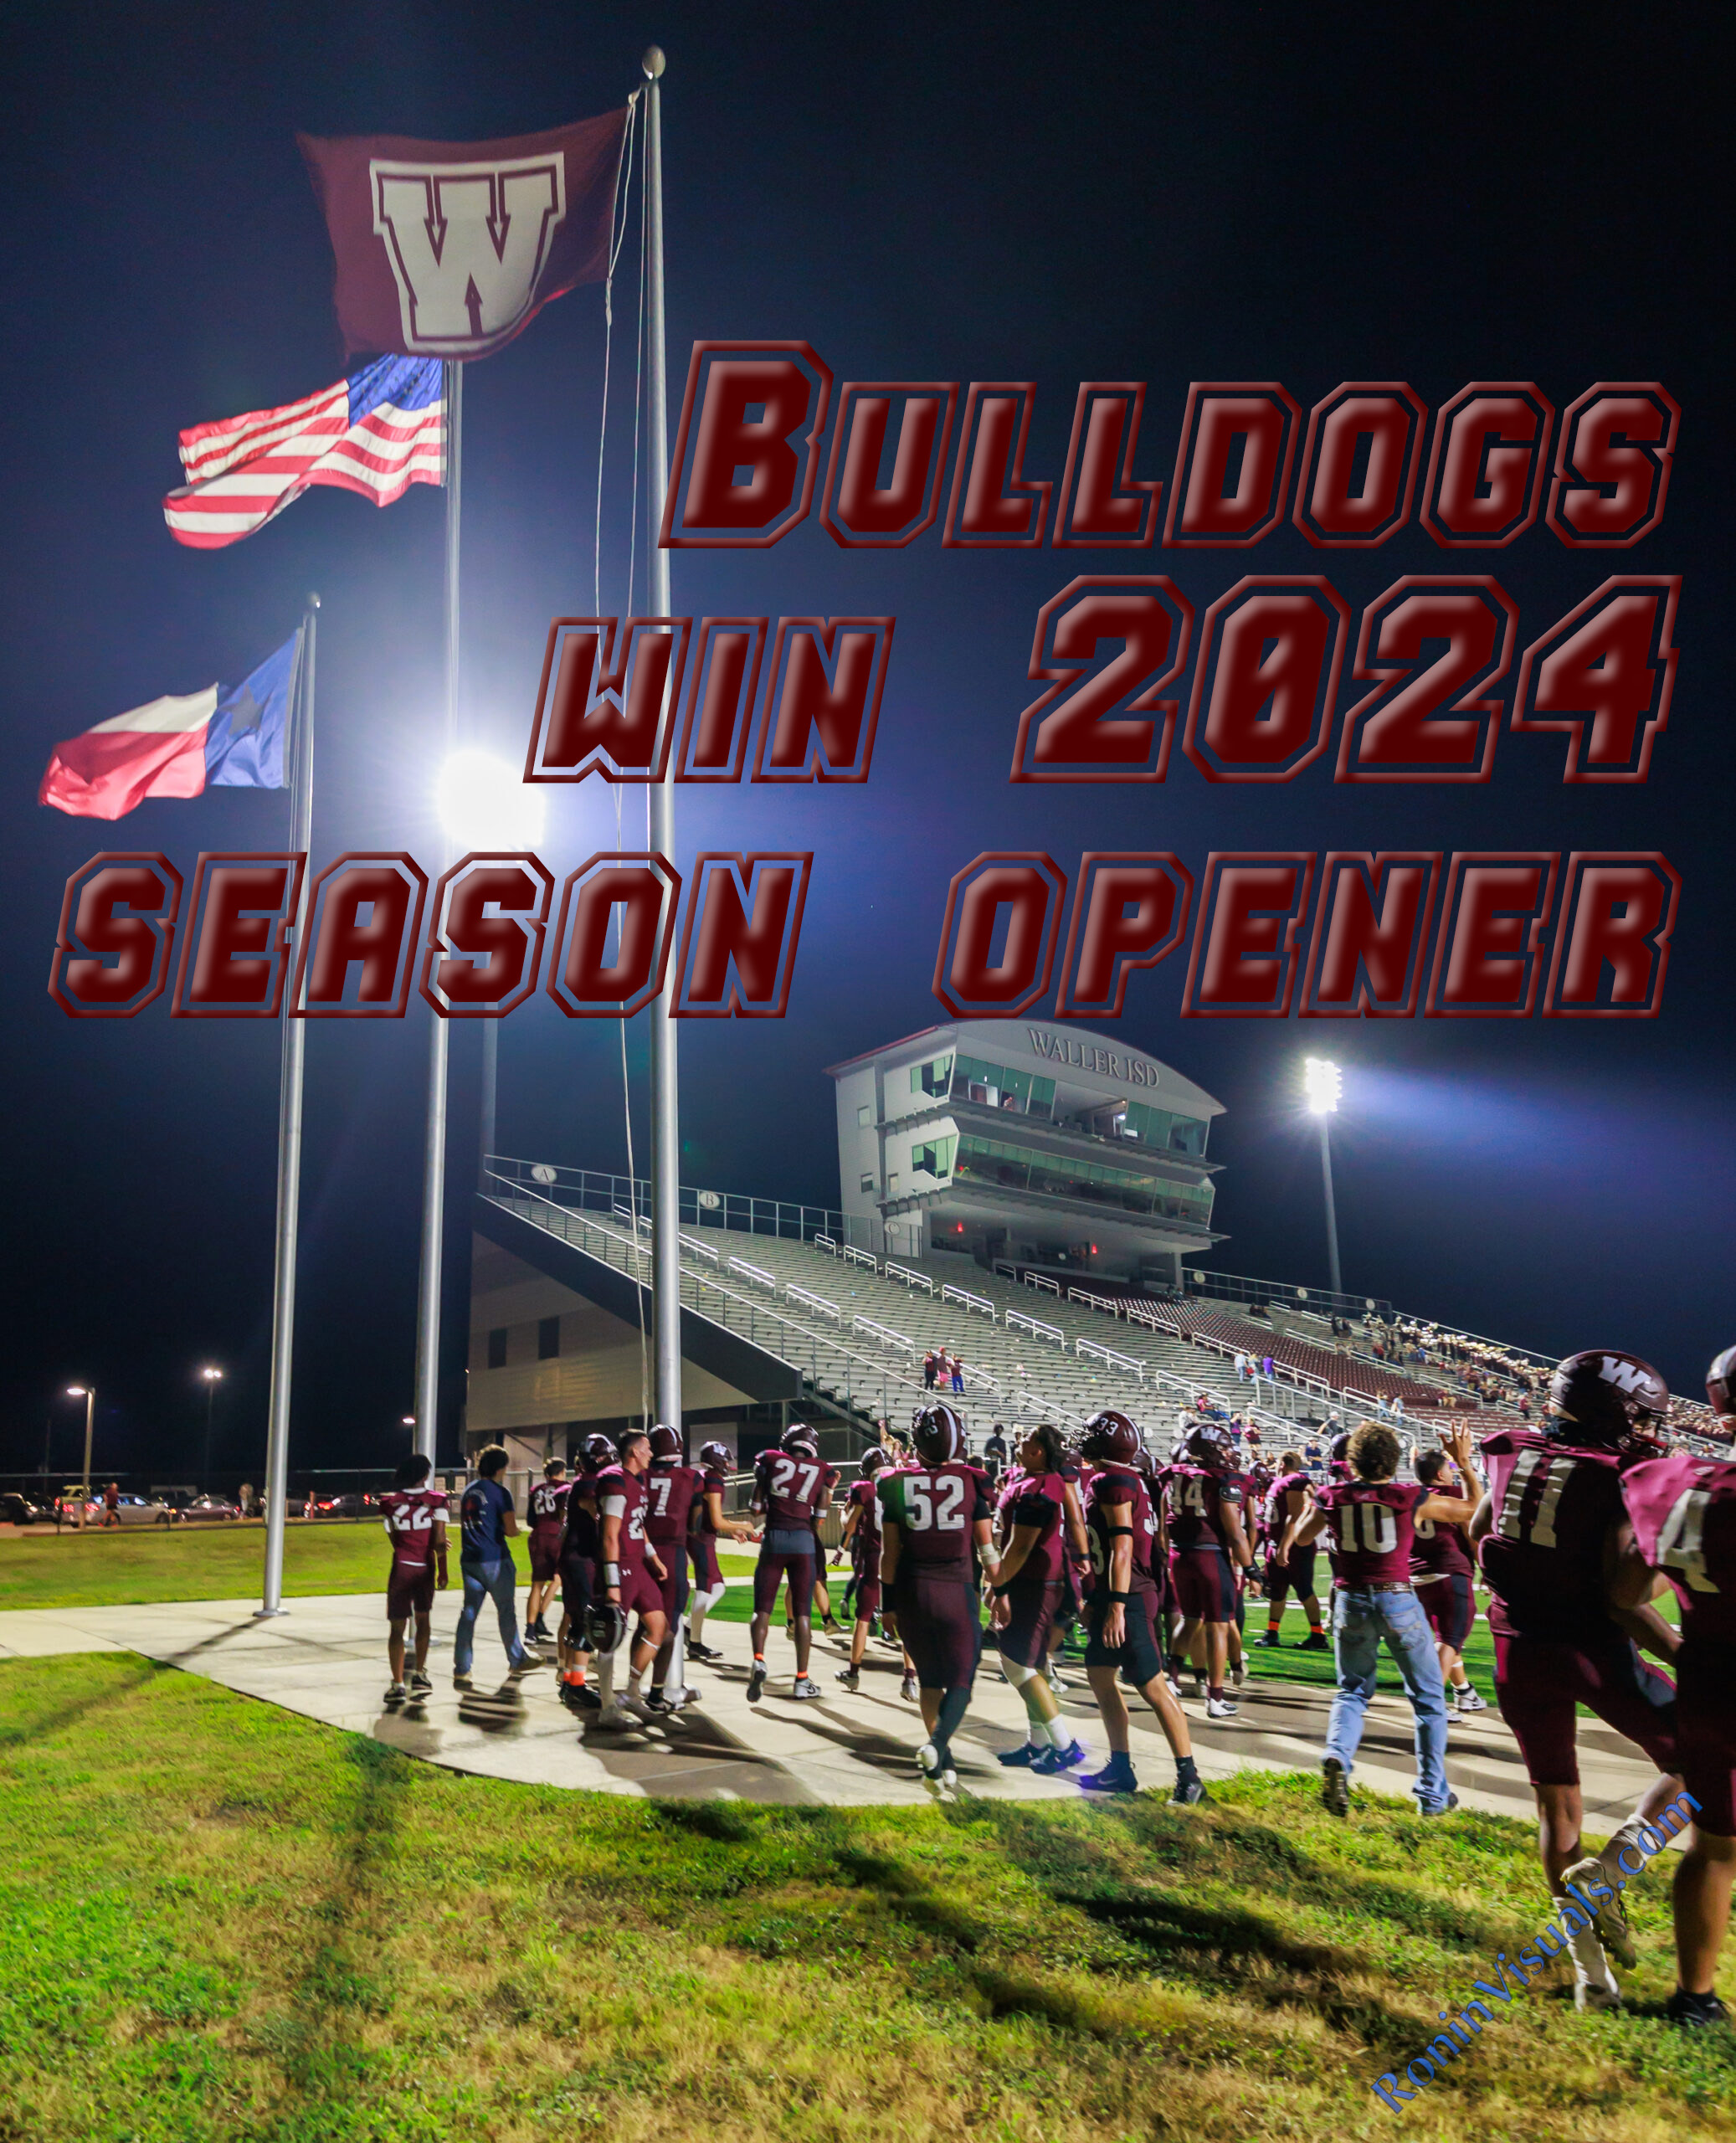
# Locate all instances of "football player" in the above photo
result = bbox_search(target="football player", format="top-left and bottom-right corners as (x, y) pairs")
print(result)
(1470, 1349), (1687, 2012)
(592, 1426), (670, 1725)
(747, 1423), (832, 1702)
(989, 1422), (1087, 1774)
(686, 1440), (747, 1662)
(524, 1457), (570, 1644)
(1165, 1423), (1255, 1717)
(1074, 1411), (1206, 1801)
(379, 1452), (449, 1703)
(1258, 1452), (1327, 1652)
(1412, 1447), (1487, 1714)
(1609, 1344), (1736, 2029)
(555, 1433), (614, 1708)
(1287, 1421), (1480, 1821)
(880, 1403), (997, 1790)
(644, 1425), (705, 1712)
(836, 1444), (897, 1690)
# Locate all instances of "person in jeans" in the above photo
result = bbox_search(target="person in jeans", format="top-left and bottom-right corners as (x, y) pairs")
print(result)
(453, 1445), (540, 1688)
(1283, 1420), (1480, 1817)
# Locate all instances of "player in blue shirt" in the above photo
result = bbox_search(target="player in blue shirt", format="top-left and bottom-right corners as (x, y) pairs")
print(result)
(453, 1444), (542, 1688)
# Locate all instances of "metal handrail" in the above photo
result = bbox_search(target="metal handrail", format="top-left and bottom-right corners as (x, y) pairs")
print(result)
(1006, 1309), (1064, 1344)
(885, 1261), (934, 1294)
(943, 1284), (996, 1319)
(1078, 1337), (1145, 1380)
(786, 1284), (842, 1323)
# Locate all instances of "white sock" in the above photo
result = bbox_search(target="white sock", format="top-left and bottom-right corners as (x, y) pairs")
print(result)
(597, 1650), (616, 1709)
(1559, 1904), (1617, 1994)
(1044, 1717), (1076, 1751)
(666, 1623), (687, 1699)
(627, 1663), (645, 1697)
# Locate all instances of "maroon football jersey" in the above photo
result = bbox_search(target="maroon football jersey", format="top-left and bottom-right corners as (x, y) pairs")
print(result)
(878, 1462), (989, 1575)
(755, 1447), (833, 1527)
(644, 1462), (703, 1545)
(559, 1481), (600, 1564)
(1623, 1453), (1736, 1645)
(1315, 1478), (1427, 1587)
(1477, 1428), (1631, 1639)
(1001, 1468), (1069, 1582)
(527, 1477), (570, 1542)
(1164, 1462), (1244, 1553)
(846, 1476), (882, 1567)
(593, 1463), (650, 1570)
(1263, 1469), (1312, 1538)
(696, 1467), (727, 1535)
(379, 1487), (447, 1570)
(1086, 1467), (1159, 1593)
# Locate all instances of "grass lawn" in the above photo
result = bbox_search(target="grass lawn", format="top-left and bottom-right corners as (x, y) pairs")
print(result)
(1, 1654), (1729, 2143)
(0, 1525), (761, 1615)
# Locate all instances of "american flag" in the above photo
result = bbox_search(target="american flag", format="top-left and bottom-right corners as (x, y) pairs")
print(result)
(162, 354), (444, 548)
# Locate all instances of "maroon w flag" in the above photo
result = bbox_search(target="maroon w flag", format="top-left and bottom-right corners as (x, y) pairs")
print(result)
(299, 110), (628, 361)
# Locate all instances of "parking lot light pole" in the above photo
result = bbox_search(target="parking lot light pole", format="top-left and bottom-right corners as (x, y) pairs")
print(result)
(65, 1385), (94, 1504)
(200, 1366), (223, 1488)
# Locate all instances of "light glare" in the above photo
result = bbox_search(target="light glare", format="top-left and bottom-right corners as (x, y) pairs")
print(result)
(436, 748), (547, 850)
(1303, 1056), (1342, 1115)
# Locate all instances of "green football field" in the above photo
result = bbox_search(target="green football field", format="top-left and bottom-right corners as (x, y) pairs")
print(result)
(2, 1653), (1728, 2143)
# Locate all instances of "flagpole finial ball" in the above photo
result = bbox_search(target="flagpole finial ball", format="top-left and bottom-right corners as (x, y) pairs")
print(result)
(642, 45), (665, 79)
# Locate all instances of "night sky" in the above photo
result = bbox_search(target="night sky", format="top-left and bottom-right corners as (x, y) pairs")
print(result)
(3, 2), (1729, 1485)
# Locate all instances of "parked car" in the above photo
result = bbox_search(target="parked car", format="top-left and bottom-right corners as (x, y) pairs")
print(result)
(318, 1492), (379, 1519)
(178, 1494), (241, 1523)
(57, 1488), (101, 1526)
(109, 1493), (176, 1528)
(0, 1491), (51, 1525)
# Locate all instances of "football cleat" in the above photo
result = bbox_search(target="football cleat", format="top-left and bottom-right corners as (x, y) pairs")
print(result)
(614, 1689), (655, 1720)
(383, 1681), (407, 1704)
(900, 1673), (918, 1704)
(1172, 1768), (1210, 1806)
(1574, 1978), (1622, 2015)
(1664, 1989), (1729, 2029)
(643, 1690), (675, 1715)
(1230, 1657), (1246, 1688)
(408, 1669), (433, 1698)
(1256, 1631), (1283, 1648)
(1205, 1693), (1238, 1719)
(997, 1742), (1040, 1768)
(835, 1667), (860, 1691)
(1296, 1632), (1329, 1652)
(1454, 1688), (1489, 1714)
(1078, 1753), (1138, 1796)
(747, 1662), (768, 1704)
(1321, 1756), (1350, 1817)
(917, 1741), (958, 1791)
(1030, 1740), (1086, 1777)
(1564, 1856), (1637, 1970)
(1045, 1661), (1069, 1693)
(686, 1637), (723, 1662)
(791, 1677), (823, 1700)
(562, 1682), (602, 1712)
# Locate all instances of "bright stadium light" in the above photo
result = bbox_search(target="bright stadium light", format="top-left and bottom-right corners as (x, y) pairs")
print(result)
(435, 748), (547, 851)
(1300, 1059), (1344, 1299)
(1303, 1056), (1342, 1115)
(65, 1384), (95, 1502)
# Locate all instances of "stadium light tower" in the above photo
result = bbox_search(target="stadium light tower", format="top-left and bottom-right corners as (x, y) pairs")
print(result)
(1302, 1057), (1343, 1300)
(65, 1384), (95, 1500)
(412, 753), (550, 1472)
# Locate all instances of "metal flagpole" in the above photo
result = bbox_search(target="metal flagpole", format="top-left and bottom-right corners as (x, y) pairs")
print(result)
(259, 594), (317, 1616)
(413, 359), (464, 1468)
(642, 46), (682, 1436)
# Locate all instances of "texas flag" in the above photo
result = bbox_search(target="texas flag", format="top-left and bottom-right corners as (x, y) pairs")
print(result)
(39, 634), (298, 820)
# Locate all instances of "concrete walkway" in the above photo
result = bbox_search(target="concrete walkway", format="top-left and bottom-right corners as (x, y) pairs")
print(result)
(0, 1592), (1664, 1827)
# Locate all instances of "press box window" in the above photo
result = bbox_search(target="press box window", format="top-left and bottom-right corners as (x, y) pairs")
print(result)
(537, 1316), (561, 1360)
(856, 1103), (871, 1126)
(485, 1328), (508, 1370)
(860, 1173), (876, 1194)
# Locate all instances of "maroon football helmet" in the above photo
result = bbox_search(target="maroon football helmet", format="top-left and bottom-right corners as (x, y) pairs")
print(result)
(1548, 1349), (1669, 1443)
(912, 1404), (967, 1467)
(648, 1423), (683, 1463)
(1186, 1422), (1235, 1470)
(579, 1431), (616, 1474)
(1080, 1410), (1143, 1466)
(858, 1445), (889, 1477)
(782, 1421), (820, 1456)
(698, 1440), (732, 1471)
(1708, 1347), (1736, 1426)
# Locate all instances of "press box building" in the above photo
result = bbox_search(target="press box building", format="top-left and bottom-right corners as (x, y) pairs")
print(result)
(826, 1020), (1226, 1289)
